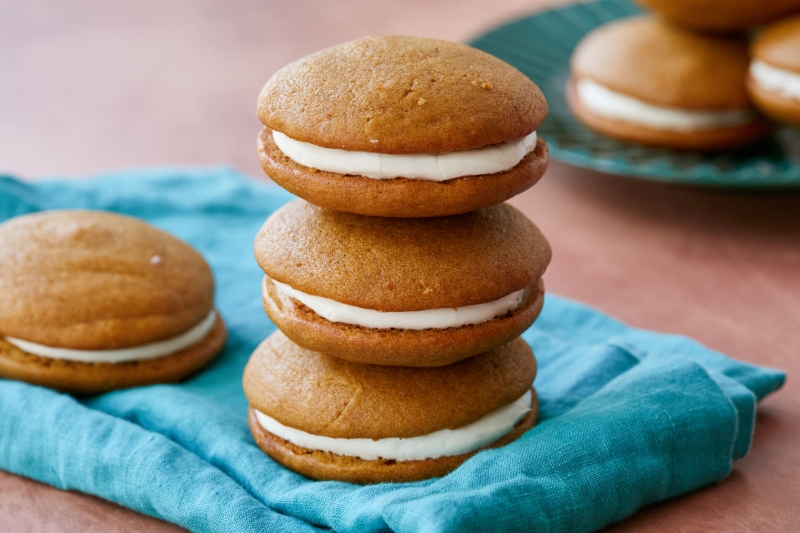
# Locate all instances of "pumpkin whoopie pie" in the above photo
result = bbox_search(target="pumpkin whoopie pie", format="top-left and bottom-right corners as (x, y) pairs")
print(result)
(257, 35), (549, 218)
(244, 331), (538, 484)
(568, 17), (770, 150)
(254, 200), (550, 367)
(0, 211), (226, 394)
(634, 0), (800, 32)
(747, 14), (800, 127)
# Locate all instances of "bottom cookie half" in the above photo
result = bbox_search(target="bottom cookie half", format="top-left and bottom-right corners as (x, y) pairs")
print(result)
(248, 388), (539, 484)
(0, 313), (227, 395)
(567, 79), (771, 150)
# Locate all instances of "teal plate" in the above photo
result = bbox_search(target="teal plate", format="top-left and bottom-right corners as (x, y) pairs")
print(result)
(469, 0), (800, 188)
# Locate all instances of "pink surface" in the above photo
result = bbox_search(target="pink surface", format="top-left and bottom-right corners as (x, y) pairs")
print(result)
(1, 0), (798, 531)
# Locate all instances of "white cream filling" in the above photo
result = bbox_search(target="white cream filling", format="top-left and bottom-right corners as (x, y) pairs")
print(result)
(272, 130), (538, 181)
(4, 310), (217, 364)
(576, 78), (756, 131)
(267, 277), (525, 330)
(255, 389), (532, 461)
(750, 60), (800, 101)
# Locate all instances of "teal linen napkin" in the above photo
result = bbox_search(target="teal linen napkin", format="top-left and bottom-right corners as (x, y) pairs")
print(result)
(0, 168), (785, 533)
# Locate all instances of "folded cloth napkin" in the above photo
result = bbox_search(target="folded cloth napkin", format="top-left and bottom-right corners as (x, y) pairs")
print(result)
(0, 168), (785, 533)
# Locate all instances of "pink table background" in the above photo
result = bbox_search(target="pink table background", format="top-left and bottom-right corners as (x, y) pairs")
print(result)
(1, 0), (798, 531)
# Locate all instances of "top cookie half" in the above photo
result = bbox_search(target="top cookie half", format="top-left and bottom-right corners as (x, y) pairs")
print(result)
(0, 210), (215, 350)
(257, 35), (549, 218)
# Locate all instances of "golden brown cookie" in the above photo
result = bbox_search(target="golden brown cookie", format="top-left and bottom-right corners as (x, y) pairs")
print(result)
(258, 35), (546, 154)
(254, 200), (551, 366)
(257, 35), (549, 217)
(634, 0), (800, 32)
(244, 332), (536, 438)
(747, 15), (800, 126)
(255, 201), (550, 312)
(751, 15), (800, 73)
(243, 331), (538, 483)
(0, 210), (226, 393)
(258, 127), (549, 218)
(568, 17), (770, 150)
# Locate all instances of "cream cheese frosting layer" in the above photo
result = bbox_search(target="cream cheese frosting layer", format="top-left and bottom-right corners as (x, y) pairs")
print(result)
(750, 60), (800, 101)
(272, 130), (538, 181)
(5, 310), (217, 363)
(255, 389), (532, 461)
(267, 277), (525, 330)
(576, 78), (756, 131)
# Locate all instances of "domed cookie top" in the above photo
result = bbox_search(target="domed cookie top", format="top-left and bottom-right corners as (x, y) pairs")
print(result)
(0, 210), (215, 350)
(258, 35), (546, 154)
(568, 17), (769, 150)
(573, 17), (751, 110)
(243, 331), (536, 440)
(634, 0), (800, 32)
(747, 14), (800, 126)
(255, 200), (550, 312)
(257, 35), (550, 217)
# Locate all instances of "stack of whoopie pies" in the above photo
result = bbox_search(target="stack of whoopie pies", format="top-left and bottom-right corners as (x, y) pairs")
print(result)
(244, 35), (553, 484)
(567, 1), (800, 149)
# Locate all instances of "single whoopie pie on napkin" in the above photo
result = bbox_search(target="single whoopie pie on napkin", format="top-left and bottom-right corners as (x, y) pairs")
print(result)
(567, 17), (770, 150)
(257, 35), (549, 218)
(254, 200), (550, 367)
(635, 0), (800, 32)
(0, 211), (226, 394)
(243, 331), (538, 484)
(747, 14), (800, 127)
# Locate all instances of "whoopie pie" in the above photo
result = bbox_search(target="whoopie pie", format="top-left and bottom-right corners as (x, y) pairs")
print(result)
(257, 35), (549, 218)
(254, 200), (550, 367)
(244, 331), (538, 483)
(568, 17), (769, 150)
(0, 211), (226, 394)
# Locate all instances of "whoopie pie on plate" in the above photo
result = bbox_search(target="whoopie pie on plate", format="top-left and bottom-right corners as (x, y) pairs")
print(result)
(568, 17), (770, 150)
